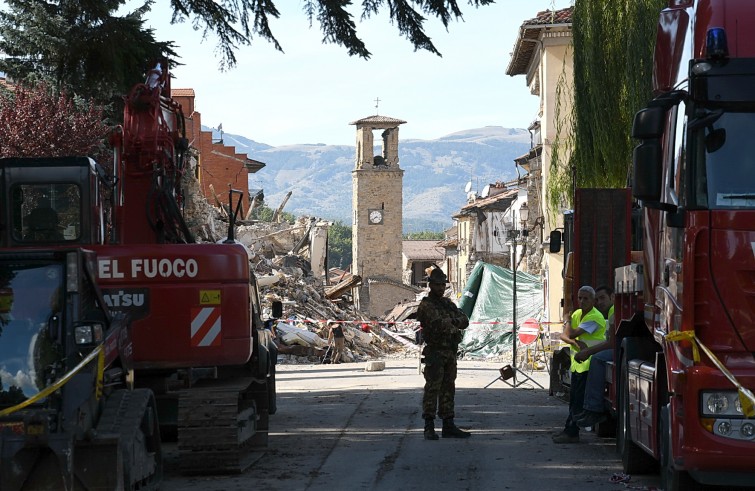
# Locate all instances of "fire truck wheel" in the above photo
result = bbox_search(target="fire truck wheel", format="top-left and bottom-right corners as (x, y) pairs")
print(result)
(660, 404), (700, 491)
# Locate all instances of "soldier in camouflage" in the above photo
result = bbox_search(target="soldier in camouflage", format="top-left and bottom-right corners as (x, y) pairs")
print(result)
(417, 267), (471, 440)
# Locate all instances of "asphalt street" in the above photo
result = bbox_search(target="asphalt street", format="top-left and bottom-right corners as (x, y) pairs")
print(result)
(161, 358), (664, 491)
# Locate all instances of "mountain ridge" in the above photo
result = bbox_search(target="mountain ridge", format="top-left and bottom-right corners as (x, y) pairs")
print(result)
(207, 126), (532, 232)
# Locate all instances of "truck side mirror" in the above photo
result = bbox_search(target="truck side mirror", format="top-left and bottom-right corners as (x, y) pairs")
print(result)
(549, 230), (562, 253)
(633, 140), (663, 202)
(632, 106), (666, 139)
(632, 106), (666, 204)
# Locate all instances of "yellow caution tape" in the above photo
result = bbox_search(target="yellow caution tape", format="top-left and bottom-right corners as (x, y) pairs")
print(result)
(0, 346), (104, 417)
(666, 330), (755, 418)
(665, 330), (700, 362)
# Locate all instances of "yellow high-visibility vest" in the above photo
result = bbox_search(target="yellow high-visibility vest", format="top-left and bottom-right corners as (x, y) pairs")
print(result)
(569, 307), (607, 373)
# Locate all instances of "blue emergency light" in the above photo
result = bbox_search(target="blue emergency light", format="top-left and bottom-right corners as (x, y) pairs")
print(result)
(706, 27), (729, 59)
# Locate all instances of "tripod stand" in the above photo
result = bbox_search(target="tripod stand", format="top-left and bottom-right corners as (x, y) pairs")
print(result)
(506, 232), (544, 389)
(484, 225), (543, 389)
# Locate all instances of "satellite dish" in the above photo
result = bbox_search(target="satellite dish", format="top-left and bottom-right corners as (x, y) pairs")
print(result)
(481, 184), (491, 198)
(464, 181), (473, 193)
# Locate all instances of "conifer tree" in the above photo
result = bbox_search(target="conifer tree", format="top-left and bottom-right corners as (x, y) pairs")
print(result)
(0, 0), (177, 103)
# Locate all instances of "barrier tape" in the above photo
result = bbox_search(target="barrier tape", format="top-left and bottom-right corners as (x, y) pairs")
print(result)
(282, 318), (559, 338)
(96, 344), (105, 399)
(0, 346), (105, 417)
(286, 318), (558, 327)
(666, 330), (755, 418)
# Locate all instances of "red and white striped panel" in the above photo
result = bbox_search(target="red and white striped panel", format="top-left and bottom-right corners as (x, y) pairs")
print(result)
(190, 307), (221, 347)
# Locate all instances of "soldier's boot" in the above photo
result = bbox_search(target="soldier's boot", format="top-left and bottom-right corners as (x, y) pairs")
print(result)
(424, 418), (439, 440)
(442, 418), (471, 438)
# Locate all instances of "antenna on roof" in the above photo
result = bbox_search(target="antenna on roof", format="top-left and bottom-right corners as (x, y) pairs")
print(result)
(213, 123), (224, 144)
(464, 181), (473, 193)
(481, 184), (491, 198)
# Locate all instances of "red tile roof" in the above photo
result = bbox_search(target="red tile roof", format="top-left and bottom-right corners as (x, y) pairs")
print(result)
(171, 88), (195, 97)
(524, 7), (573, 26)
(460, 188), (518, 212)
(506, 7), (574, 76)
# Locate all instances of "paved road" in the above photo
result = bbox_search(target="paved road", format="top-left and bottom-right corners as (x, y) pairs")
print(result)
(162, 359), (663, 491)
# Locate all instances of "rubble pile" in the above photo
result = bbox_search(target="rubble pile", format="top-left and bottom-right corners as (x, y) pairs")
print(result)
(273, 319), (413, 364)
(180, 160), (412, 363)
(258, 271), (415, 364)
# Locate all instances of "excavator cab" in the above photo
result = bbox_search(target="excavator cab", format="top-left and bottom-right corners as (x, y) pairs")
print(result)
(0, 157), (109, 248)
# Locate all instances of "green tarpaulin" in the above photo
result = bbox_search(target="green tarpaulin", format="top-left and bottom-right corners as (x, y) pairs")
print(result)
(458, 261), (543, 358)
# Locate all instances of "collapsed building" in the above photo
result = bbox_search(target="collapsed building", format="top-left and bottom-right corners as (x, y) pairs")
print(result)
(172, 90), (438, 363)
(179, 141), (415, 363)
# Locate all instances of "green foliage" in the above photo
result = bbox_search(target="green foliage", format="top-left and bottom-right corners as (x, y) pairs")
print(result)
(547, 0), (665, 213)
(250, 203), (296, 224)
(0, 0), (497, 83)
(403, 231), (444, 240)
(1, 0), (495, 71)
(327, 220), (352, 270)
(548, 45), (575, 223)
(0, 382), (25, 405)
(169, 0), (494, 67)
(0, 0), (178, 104)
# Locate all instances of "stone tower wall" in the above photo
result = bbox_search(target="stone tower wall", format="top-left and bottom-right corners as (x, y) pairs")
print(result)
(352, 168), (404, 283)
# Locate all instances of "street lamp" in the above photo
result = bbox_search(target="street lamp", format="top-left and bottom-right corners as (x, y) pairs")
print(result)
(503, 202), (543, 389)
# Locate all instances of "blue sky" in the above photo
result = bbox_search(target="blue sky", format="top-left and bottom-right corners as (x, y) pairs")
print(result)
(143, 0), (572, 146)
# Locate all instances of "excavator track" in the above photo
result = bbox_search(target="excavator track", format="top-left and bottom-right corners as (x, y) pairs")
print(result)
(177, 376), (269, 474)
(95, 389), (162, 490)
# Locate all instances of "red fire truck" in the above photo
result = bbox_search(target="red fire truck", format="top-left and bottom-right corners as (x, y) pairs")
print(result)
(579, 1), (755, 489)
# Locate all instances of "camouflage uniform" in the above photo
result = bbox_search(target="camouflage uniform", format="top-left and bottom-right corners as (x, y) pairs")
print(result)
(417, 294), (469, 420)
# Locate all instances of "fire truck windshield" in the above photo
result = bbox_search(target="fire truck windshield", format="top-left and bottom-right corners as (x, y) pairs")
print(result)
(695, 111), (755, 209)
(0, 262), (64, 404)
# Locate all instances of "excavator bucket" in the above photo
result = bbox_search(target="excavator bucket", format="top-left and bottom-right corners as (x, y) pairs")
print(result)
(0, 430), (121, 491)
(5, 448), (67, 491)
(0, 433), (72, 491)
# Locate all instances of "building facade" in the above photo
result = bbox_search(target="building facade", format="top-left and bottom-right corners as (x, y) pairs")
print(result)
(171, 89), (265, 214)
(506, 7), (573, 325)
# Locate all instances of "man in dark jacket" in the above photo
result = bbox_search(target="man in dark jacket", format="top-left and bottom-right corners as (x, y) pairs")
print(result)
(417, 267), (471, 440)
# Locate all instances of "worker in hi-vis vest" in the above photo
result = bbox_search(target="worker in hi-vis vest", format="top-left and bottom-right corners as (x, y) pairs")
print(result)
(574, 285), (615, 429)
(552, 285), (606, 444)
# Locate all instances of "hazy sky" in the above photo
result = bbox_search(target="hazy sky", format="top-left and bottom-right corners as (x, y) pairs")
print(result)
(144, 0), (572, 146)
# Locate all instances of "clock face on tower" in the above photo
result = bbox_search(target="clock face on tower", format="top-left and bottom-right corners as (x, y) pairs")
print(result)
(369, 209), (383, 224)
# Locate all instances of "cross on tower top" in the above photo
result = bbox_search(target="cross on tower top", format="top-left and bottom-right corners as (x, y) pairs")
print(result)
(374, 97), (381, 114)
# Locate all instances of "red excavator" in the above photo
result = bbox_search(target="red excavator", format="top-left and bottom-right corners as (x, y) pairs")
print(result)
(0, 61), (279, 489)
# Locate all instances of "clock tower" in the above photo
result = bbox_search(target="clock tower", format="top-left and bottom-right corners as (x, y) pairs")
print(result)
(351, 114), (406, 314)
